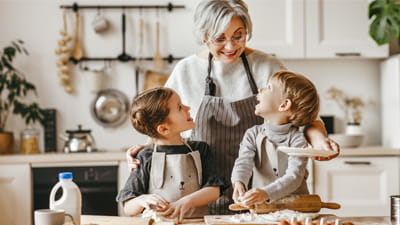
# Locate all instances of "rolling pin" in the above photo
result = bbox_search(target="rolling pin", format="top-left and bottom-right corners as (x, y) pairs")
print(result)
(229, 194), (340, 213)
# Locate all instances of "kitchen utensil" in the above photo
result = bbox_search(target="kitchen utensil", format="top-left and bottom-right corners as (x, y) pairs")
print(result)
(72, 10), (84, 61)
(117, 12), (132, 62)
(277, 147), (338, 158)
(143, 70), (169, 91)
(91, 89), (129, 127)
(59, 125), (96, 153)
(135, 9), (144, 96)
(229, 194), (340, 214)
(153, 8), (163, 70)
(92, 8), (109, 33)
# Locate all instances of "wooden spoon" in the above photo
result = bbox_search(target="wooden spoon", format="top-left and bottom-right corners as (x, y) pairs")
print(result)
(72, 10), (83, 60)
(153, 9), (163, 70)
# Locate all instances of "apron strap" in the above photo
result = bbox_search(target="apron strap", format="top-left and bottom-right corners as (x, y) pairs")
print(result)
(205, 53), (217, 96)
(188, 151), (203, 185)
(240, 53), (258, 95)
(255, 133), (279, 176)
(266, 140), (279, 176)
(151, 146), (166, 189)
(205, 52), (258, 96)
(255, 133), (266, 168)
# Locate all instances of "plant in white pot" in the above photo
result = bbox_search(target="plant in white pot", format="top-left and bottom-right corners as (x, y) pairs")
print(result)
(326, 87), (374, 135)
(0, 40), (45, 154)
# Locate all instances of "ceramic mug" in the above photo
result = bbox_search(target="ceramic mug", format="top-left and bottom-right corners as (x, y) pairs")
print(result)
(92, 14), (109, 33)
(34, 209), (71, 225)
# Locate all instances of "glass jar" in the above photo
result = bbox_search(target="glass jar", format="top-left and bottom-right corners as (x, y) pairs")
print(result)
(20, 127), (40, 154)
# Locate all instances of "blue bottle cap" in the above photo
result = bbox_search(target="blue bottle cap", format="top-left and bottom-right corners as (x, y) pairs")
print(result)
(59, 172), (73, 179)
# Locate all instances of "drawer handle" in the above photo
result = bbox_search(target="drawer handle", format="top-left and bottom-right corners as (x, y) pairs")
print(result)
(335, 52), (361, 57)
(344, 161), (371, 165)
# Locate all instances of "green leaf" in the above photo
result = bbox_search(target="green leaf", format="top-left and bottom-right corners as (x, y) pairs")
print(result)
(4, 47), (16, 61)
(369, 0), (400, 45)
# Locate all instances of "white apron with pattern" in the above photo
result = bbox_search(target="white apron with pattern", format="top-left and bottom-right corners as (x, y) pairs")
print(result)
(148, 143), (208, 218)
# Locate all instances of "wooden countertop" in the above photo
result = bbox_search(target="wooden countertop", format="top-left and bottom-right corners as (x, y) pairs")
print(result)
(81, 215), (392, 225)
(0, 146), (399, 165)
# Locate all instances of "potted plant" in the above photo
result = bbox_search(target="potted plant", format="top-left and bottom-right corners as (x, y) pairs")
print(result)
(368, 0), (400, 53)
(0, 40), (45, 154)
(326, 87), (374, 135)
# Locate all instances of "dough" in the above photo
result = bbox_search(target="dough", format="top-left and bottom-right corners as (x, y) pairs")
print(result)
(141, 209), (178, 224)
(230, 210), (319, 223)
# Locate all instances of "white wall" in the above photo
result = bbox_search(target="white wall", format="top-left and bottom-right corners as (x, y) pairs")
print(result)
(0, 0), (383, 153)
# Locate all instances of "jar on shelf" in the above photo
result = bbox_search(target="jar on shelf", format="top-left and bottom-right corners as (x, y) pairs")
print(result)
(20, 127), (40, 154)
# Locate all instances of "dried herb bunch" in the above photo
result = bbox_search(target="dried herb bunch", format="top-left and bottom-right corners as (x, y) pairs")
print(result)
(327, 87), (373, 125)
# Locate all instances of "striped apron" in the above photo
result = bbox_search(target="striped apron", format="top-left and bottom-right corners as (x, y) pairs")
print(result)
(190, 53), (263, 215)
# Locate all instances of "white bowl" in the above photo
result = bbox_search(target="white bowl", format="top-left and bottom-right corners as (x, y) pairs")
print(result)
(328, 133), (364, 148)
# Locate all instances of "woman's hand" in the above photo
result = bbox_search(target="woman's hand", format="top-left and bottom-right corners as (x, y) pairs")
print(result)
(126, 145), (145, 171)
(238, 188), (269, 206)
(232, 181), (246, 204)
(312, 137), (340, 161)
(159, 196), (193, 223)
(133, 194), (169, 210)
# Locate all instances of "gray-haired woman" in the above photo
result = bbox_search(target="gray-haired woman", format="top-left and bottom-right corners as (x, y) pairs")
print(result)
(126, 0), (340, 215)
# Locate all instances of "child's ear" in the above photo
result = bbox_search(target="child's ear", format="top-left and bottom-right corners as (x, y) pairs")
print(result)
(279, 99), (292, 112)
(156, 123), (170, 136)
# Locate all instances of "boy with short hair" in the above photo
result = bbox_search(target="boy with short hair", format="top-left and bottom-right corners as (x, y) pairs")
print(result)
(231, 70), (320, 206)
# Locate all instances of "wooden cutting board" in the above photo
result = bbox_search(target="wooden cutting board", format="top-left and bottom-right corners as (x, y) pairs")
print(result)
(81, 215), (152, 225)
(204, 215), (276, 225)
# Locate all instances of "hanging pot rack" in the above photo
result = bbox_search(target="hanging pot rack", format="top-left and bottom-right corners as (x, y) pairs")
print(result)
(60, 2), (185, 12)
(60, 2), (185, 64)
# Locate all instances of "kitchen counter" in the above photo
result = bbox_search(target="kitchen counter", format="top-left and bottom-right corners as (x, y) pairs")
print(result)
(81, 215), (392, 225)
(0, 146), (399, 165)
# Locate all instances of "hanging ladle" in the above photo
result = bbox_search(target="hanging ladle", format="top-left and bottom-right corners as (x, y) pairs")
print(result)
(117, 11), (132, 62)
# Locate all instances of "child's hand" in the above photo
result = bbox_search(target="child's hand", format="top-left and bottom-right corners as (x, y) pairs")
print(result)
(159, 196), (192, 223)
(134, 194), (169, 210)
(239, 188), (269, 206)
(232, 181), (246, 204)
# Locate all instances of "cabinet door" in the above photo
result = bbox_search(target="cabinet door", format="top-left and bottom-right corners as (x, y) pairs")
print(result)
(246, 0), (304, 58)
(0, 164), (32, 225)
(305, 0), (388, 58)
(314, 157), (400, 216)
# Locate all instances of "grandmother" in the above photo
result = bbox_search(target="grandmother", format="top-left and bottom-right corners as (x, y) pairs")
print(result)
(126, 0), (340, 215)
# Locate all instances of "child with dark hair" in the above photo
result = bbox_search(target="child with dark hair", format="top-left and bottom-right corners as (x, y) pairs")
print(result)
(116, 87), (228, 222)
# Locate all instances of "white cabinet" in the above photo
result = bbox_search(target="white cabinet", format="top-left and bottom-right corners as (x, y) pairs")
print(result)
(314, 156), (400, 216)
(0, 164), (32, 225)
(247, 0), (388, 58)
(305, 0), (388, 58)
(247, 0), (304, 58)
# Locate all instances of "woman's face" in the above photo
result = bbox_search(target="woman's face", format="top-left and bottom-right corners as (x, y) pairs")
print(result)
(206, 16), (247, 64)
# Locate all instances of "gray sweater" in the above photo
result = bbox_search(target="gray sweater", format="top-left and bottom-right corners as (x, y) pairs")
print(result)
(231, 122), (309, 201)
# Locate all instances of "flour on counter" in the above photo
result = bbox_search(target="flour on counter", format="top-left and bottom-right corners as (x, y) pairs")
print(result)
(230, 210), (319, 223)
(141, 209), (178, 223)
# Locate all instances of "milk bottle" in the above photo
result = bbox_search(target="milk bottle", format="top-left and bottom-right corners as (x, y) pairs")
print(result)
(49, 172), (82, 225)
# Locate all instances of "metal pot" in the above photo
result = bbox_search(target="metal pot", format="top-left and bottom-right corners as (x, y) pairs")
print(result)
(91, 89), (129, 128)
(60, 125), (96, 153)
